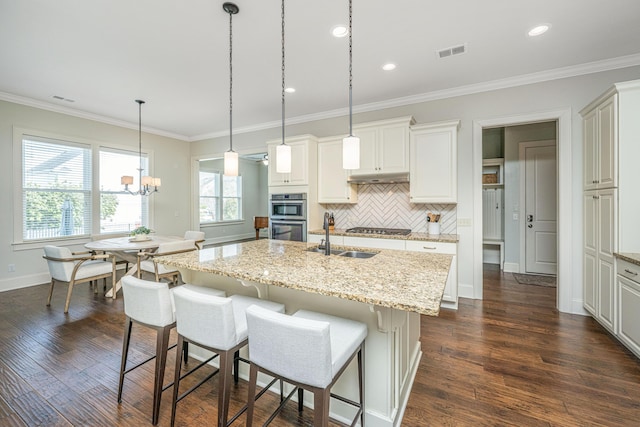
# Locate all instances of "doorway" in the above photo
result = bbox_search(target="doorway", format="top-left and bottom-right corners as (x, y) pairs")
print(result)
(472, 109), (572, 313)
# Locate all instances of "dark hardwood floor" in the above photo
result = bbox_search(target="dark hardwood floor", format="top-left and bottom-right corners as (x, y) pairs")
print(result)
(1, 265), (639, 426)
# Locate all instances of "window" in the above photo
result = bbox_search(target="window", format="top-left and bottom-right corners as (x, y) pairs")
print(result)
(22, 136), (92, 240)
(99, 148), (149, 234)
(199, 171), (242, 223)
(15, 127), (156, 245)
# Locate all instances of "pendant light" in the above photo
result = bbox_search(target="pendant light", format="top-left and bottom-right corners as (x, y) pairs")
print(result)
(276, 0), (292, 174)
(342, 0), (360, 170)
(121, 99), (161, 195)
(223, 2), (239, 176)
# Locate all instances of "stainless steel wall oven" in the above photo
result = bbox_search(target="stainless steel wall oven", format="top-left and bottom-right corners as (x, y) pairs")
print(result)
(269, 193), (307, 242)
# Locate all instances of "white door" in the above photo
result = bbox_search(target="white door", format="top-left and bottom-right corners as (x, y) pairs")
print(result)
(523, 141), (557, 275)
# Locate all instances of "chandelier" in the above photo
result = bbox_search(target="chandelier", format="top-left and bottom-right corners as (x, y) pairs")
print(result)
(121, 99), (161, 195)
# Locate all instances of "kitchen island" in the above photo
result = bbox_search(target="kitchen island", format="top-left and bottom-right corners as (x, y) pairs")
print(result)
(156, 239), (452, 427)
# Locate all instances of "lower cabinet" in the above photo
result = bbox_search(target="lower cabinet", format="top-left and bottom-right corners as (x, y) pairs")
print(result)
(617, 259), (640, 359)
(405, 240), (458, 309)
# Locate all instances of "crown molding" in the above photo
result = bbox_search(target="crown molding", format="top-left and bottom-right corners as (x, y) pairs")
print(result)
(193, 53), (640, 141)
(4, 53), (640, 142)
(0, 91), (189, 141)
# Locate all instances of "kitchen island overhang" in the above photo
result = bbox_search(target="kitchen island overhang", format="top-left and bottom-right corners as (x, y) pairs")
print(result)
(155, 239), (452, 427)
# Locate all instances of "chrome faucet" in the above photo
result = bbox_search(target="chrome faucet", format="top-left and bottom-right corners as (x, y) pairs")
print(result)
(323, 212), (331, 255)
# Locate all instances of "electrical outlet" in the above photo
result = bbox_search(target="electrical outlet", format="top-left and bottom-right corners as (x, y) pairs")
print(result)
(8, 264), (15, 272)
(457, 218), (472, 227)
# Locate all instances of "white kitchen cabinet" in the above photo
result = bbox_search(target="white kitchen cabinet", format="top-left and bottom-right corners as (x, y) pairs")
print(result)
(617, 259), (640, 359)
(405, 240), (458, 308)
(581, 80), (640, 334)
(583, 189), (617, 333)
(583, 94), (616, 191)
(349, 116), (413, 176)
(317, 137), (357, 203)
(267, 136), (315, 186)
(409, 120), (460, 204)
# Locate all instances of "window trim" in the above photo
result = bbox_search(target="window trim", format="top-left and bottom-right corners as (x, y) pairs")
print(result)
(12, 126), (157, 249)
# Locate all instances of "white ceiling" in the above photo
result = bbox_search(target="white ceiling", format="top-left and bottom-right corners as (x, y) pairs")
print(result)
(1, 0), (640, 141)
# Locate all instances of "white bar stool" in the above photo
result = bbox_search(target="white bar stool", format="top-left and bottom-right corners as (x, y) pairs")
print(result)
(170, 287), (286, 427)
(245, 305), (367, 427)
(118, 276), (225, 425)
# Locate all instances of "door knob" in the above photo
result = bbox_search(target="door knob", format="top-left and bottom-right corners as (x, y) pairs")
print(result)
(528, 224), (533, 228)
(527, 214), (533, 222)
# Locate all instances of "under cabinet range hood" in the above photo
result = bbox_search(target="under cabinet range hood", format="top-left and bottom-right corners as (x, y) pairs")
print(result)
(347, 172), (409, 184)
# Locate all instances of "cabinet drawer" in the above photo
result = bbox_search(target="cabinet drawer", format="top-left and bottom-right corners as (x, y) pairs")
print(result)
(618, 259), (640, 284)
(405, 240), (456, 254)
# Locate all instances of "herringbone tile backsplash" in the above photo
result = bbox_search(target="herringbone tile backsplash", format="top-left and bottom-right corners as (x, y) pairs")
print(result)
(322, 183), (457, 234)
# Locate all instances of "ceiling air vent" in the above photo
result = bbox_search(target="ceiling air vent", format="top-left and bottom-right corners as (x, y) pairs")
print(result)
(437, 43), (467, 59)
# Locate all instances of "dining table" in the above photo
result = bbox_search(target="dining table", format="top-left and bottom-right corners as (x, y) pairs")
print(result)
(84, 234), (184, 297)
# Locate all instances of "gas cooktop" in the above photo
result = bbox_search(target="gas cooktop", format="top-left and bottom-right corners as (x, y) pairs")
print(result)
(345, 227), (412, 236)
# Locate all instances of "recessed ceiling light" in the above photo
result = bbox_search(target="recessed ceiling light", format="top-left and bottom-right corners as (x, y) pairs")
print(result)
(285, 87), (296, 93)
(332, 25), (348, 38)
(528, 24), (550, 37)
(382, 63), (396, 71)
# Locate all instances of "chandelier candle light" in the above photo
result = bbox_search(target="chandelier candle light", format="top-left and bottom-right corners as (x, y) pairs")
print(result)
(223, 2), (239, 176)
(276, 0), (291, 174)
(343, 0), (360, 170)
(121, 99), (161, 195)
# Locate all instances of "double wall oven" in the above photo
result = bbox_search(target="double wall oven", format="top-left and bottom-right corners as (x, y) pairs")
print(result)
(269, 193), (307, 242)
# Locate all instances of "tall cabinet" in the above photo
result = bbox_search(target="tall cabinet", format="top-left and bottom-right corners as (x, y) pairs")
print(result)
(581, 79), (640, 336)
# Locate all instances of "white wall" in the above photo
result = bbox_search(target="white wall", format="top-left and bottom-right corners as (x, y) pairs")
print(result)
(190, 65), (640, 314)
(0, 100), (190, 291)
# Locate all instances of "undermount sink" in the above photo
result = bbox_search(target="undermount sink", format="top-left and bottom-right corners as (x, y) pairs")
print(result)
(338, 250), (377, 259)
(306, 247), (377, 258)
(306, 247), (344, 255)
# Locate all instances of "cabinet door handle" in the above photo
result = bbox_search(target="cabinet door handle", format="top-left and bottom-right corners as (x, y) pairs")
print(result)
(624, 269), (638, 276)
(423, 246), (437, 250)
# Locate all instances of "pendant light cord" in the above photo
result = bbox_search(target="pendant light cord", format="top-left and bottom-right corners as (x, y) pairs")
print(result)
(281, 0), (285, 146)
(348, 0), (354, 137)
(228, 8), (234, 152)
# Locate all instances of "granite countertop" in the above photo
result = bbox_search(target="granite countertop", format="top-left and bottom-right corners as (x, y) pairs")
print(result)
(615, 253), (640, 266)
(155, 239), (452, 316)
(309, 228), (459, 243)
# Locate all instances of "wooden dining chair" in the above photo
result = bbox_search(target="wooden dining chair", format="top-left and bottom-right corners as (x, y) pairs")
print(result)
(43, 245), (116, 313)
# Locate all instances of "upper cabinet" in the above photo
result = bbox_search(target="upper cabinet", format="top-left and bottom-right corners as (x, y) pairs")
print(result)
(582, 94), (617, 191)
(349, 116), (414, 176)
(580, 79), (640, 253)
(267, 136), (317, 187)
(317, 136), (357, 203)
(409, 120), (460, 204)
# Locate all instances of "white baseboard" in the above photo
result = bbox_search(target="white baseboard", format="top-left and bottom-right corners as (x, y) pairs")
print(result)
(503, 262), (520, 273)
(571, 298), (590, 316)
(458, 281), (474, 299)
(0, 272), (50, 292)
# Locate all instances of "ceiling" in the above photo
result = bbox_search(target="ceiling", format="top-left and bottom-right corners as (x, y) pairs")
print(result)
(2, 0), (640, 141)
